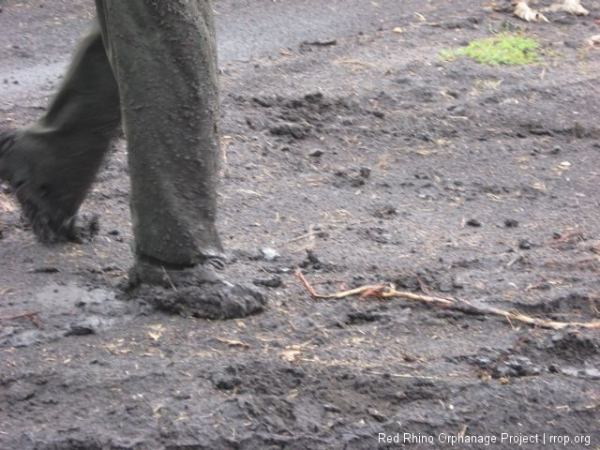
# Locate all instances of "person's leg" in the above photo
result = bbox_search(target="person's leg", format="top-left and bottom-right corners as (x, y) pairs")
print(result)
(96, 0), (223, 271)
(0, 20), (121, 242)
(96, 0), (265, 318)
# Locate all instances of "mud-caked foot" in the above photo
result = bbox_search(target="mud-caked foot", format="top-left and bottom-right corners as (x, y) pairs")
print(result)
(20, 207), (100, 244)
(68, 212), (100, 242)
(149, 283), (266, 320)
(125, 261), (267, 320)
(0, 128), (98, 244)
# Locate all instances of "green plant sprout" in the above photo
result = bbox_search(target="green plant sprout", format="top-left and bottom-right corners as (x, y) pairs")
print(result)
(442, 34), (542, 66)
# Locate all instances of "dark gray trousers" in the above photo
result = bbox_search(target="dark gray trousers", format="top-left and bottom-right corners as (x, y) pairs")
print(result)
(16, 0), (223, 267)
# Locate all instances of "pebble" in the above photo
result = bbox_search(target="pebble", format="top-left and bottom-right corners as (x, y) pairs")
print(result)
(323, 404), (342, 413)
(492, 356), (541, 378)
(260, 247), (280, 261)
(466, 218), (481, 227)
(518, 239), (532, 250)
(253, 276), (283, 288)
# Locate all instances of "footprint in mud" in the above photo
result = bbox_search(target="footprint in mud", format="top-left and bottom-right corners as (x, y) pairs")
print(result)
(0, 283), (147, 347)
(250, 91), (379, 144)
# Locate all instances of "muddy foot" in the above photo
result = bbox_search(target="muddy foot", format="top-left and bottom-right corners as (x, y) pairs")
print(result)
(20, 207), (99, 243)
(0, 129), (98, 244)
(135, 282), (266, 320)
(126, 261), (267, 320)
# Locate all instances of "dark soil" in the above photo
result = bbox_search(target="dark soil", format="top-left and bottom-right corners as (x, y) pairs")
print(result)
(1, 1), (599, 449)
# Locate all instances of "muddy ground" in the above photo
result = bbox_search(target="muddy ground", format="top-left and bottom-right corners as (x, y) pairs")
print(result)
(1, 0), (600, 449)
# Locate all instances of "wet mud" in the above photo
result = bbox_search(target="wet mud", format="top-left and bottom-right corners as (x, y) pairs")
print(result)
(1, 0), (599, 449)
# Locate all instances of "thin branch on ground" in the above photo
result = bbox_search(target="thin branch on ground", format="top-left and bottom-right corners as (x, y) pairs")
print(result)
(0, 310), (43, 328)
(295, 270), (600, 331)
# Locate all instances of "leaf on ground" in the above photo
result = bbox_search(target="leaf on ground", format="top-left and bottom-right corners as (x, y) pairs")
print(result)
(147, 324), (165, 341)
(148, 330), (163, 341)
(514, 2), (549, 22)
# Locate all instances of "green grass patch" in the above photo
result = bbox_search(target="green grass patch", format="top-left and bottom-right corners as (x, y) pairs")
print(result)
(443, 34), (541, 66)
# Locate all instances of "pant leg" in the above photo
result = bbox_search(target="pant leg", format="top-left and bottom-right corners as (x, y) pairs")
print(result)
(8, 20), (121, 225)
(96, 0), (223, 267)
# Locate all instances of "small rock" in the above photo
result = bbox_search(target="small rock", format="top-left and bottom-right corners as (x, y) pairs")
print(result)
(394, 391), (407, 400)
(504, 219), (519, 228)
(89, 359), (108, 366)
(323, 404), (342, 413)
(359, 167), (371, 179)
(300, 249), (322, 270)
(173, 391), (192, 400)
(373, 205), (398, 218)
(560, 366), (581, 378)
(65, 317), (105, 337)
(475, 357), (492, 368)
(213, 374), (242, 391)
(583, 368), (600, 379)
(466, 218), (481, 227)
(492, 355), (541, 378)
(269, 122), (311, 139)
(518, 239), (532, 250)
(30, 266), (60, 274)
(66, 324), (95, 337)
(448, 105), (466, 115)
(304, 92), (324, 103)
(252, 96), (273, 107)
(253, 276), (283, 288)
(260, 247), (280, 261)
(367, 407), (388, 422)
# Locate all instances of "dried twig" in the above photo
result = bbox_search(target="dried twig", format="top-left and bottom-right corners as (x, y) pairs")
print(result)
(0, 311), (43, 328)
(162, 266), (178, 292)
(295, 270), (600, 330)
